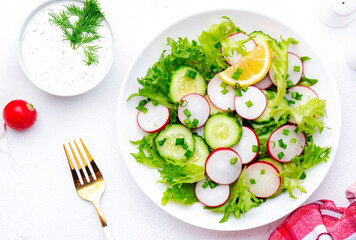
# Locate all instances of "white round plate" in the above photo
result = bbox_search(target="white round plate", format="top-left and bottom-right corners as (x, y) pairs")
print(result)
(116, 9), (341, 231)
(18, 0), (115, 96)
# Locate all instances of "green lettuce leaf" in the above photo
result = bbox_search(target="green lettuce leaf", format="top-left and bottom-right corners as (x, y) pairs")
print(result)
(158, 163), (205, 185)
(198, 16), (237, 69)
(130, 133), (166, 168)
(221, 37), (253, 57)
(268, 37), (299, 107)
(279, 162), (306, 199)
(161, 183), (198, 205)
(271, 98), (327, 134)
(280, 139), (331, 198)
(298, 75), (318, 87)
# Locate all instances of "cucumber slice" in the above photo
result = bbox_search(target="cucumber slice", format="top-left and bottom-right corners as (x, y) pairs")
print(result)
(204, 113), (242, 149)
(155, 124), (195, 162)
(170, 66), (207, 103)
(253, 91), (289, 124)
(186, 135), (210, 168)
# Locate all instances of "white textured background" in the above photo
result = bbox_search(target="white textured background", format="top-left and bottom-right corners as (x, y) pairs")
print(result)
(0, 0), (354, 239)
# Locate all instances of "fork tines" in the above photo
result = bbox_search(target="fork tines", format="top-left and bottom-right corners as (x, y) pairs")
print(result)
(63, 138), (102, 186)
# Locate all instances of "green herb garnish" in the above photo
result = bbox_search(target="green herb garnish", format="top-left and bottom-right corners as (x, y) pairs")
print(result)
(49, 0), (105, 66)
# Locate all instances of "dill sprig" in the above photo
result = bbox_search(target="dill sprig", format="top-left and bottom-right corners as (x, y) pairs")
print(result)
(49, 0), (105, 66)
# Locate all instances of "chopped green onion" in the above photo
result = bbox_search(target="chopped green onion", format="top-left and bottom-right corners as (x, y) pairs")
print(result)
(245, 100), (253, 108)
(136, 105), (147, 113)
(287, 80), (294, 88)
(294, 127), (299, 133)
(278, 151), (284, 160)
(151, 99), (159, 106)
(261, 169), (265, 175)
(232, 68), (244, 80)
(158, 138), (167, 146)
(136, 99), (148, 113)
(292, 92), (303, 100)
(293, 66), (301, 72)
(290, 138), (297, 143)
(299, 172), (307, 180)
(266, 91), (274, 100)
(221, 88), (229, 95)
(249, 179), (256, 184)
(288, 100), (296, 105)
(179, 100), (188, 107)
(175, 138), (185, 146)
(220, 82), (228, 88)
(185, 70), (197, 79)
(202, 181), (209, 189)
(235, 89), (243, 97)
(184, 118), (193, 129)
(192, 40), (197, 46)
(282, 129), (290, 136)
(230, 157), (237, 165)
(278, 139), (287, 149)
(183, 109), (191, 117)
(184, 149), (193, 158)
(252, 145), (259, 153)
(286, 89), (290, 94)
(209, 181), (218, 189)
(241, 86), (248, 92)
(300, 56), (311, 62)
(183, 143), (189, 150)
(285, 74), (290, 80)
(192, 119), (199, 128)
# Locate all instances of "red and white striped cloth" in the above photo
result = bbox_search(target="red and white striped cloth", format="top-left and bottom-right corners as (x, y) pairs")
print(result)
(269, 183), (356, 240)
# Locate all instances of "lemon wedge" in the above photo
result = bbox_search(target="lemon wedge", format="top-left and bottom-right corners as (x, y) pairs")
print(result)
(219, 40), (272, 86)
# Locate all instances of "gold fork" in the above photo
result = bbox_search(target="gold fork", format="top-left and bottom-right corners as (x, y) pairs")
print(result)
(63, 138), (114, 240)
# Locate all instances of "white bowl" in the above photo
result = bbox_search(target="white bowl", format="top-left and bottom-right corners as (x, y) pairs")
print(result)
(18, 0), (115, 96)
(116, 9), (341, 231)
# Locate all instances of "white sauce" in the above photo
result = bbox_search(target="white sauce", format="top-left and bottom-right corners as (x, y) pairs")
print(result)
(20, 0), (114, 95)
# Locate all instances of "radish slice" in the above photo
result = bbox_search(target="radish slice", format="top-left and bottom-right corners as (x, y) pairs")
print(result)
(269, 52), (304, 87)
(137, 102), (170, 133)
(267, 125), (306, 163)
(195, 180), (230, 207)
(204, 94), (225, 115)
(221, 33), (257, 66)
(285, 86), (318, 108)
(230, 126), (260, 164)
(253, 75), (273, 90)
(285, 86), (318, 124)
(245, 161), (281, 198)
(178, 93), (210, 128)
(234, 86), (267, 120)
(207, 75), (235, 111)
(205, 148), (242, 184)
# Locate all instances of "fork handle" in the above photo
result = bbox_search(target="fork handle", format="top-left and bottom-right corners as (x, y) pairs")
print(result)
(103, 226), (115, 240)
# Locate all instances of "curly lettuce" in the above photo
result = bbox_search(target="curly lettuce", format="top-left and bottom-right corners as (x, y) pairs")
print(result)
(268, 37), (299, 107)
(161, 183), (198, 205)
(206, 167), (263, 223)
(280, 139), (331, 198)
(272, 98), (327, 134)
(198, 16), (238, 69)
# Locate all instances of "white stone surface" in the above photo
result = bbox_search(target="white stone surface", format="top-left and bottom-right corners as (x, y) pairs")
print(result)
(0, 0), (355, 239)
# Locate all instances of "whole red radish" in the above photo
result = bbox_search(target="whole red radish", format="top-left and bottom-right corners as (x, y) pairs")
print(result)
(3, 99), (37, 131)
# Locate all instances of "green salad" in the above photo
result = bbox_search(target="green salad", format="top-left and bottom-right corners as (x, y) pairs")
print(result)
(128, 17), (331, 223)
